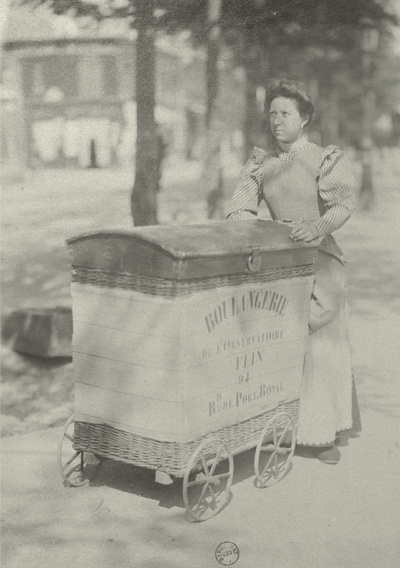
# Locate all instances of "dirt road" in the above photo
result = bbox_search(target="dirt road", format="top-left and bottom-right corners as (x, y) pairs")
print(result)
(2, 156), (400, 567)
(2, 363), (399, 568)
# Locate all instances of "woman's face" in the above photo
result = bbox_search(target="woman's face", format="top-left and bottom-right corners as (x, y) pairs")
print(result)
(269, 97), (308, 145)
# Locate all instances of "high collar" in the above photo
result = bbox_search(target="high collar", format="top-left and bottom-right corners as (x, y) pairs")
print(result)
(278, 135), (308, 155)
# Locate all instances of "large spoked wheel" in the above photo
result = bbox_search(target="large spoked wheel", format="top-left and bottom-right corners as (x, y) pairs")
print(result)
(254, 413), (296, 488)
(183, 438), (234, 522)
(58, 414), (102, 487)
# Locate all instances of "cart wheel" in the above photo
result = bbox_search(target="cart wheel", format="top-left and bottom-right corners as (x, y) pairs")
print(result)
(254, 413), (296, 488)
(58, 414), (102, 487)
(183, 438), (234, 522)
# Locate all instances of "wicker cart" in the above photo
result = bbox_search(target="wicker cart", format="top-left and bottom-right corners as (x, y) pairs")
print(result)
(58, 220), (317, 521)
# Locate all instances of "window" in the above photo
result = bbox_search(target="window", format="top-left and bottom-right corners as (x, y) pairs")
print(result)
(101, 55), (118, 98)
(22, 55), (79, 101)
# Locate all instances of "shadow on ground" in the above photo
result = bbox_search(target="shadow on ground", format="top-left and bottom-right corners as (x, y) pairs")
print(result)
(88, 446), (259, 510)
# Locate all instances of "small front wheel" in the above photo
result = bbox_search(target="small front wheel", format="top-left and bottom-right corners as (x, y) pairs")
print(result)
(183, 438), (234, 521)
(58, 414), (102, 487)
(254, 413), (296, 488)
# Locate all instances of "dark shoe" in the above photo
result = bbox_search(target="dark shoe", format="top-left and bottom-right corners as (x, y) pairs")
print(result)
(316, 445), (341, 465)
(335, 431), (350, 447)
(336, 427), (361, 447)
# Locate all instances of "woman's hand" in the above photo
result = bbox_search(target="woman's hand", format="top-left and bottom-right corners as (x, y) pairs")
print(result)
(289, 222), (320, 243)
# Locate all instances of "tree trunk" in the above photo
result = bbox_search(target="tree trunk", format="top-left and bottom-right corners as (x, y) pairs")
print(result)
(318, 55), (340, 147)
(359, 50), (376, 210)
(319, 84), (340, 147)
(204, 0), (224, 219)
(242, 35), (263, 161)
(205, 0), (221, 130)
(243, 59), (257, 159)
(130, 0), (158, 226)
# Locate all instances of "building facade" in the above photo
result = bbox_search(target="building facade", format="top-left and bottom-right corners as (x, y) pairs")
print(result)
(1, 6), (245, 170)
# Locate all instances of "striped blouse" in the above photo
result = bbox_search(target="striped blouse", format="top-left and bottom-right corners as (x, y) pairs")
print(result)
(226, 138), (356, 238)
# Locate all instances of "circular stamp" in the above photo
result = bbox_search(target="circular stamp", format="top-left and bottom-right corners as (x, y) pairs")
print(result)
(215, 542), (240, 565)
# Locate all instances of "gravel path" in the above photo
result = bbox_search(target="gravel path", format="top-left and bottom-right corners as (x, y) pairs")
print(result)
(2, 154), (400, 567)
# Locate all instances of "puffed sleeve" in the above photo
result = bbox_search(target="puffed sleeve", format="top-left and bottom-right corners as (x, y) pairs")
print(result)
(314, 146), (356, 237)
(226, 147), (265, 220)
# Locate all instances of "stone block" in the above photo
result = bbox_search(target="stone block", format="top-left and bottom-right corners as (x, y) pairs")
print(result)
(1, 307), (72, 358)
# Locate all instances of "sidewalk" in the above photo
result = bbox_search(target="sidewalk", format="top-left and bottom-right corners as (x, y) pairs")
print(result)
(2, 159), (400, 568)
(2, 362), (399, 568)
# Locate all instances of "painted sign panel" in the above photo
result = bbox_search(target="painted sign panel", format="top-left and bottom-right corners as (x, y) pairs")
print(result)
(72, 275), (312, 443)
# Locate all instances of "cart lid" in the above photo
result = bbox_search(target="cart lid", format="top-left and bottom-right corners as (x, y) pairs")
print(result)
(67, 220), (317, 280)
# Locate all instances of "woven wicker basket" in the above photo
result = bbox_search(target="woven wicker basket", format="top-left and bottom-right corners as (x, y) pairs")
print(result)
(68, 223), (316, 475)
(71, 264), (314, 297)
(74, 399), (299, 477)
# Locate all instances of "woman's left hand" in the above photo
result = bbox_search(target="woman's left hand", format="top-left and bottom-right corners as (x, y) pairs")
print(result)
(289, 222), (320, 243)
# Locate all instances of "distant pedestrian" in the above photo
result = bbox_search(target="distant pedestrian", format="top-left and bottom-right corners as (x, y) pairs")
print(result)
(227, 79), (361, 464)
(156, 125), (168, 192)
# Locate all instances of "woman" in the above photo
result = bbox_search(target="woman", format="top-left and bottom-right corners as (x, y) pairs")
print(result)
(227, 79), (361, 464)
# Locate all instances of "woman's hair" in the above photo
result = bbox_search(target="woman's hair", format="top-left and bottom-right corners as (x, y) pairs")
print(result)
(265, 80), (314, 125)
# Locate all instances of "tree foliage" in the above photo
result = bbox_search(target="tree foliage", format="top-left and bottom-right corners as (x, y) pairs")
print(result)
(21, 0), (398, 223)
(26, 0), (396, 41)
